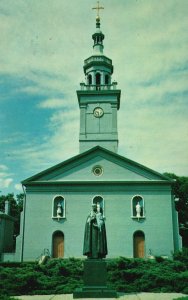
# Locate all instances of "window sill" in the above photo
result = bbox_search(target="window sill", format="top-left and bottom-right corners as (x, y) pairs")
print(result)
(131, 216), (145, 219)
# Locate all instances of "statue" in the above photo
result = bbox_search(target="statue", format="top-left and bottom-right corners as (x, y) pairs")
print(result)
(57, 202), (62, 218)
(96, 202), (104, 231)
(83, 203), (107, 259)
(136, 202), (141, 218)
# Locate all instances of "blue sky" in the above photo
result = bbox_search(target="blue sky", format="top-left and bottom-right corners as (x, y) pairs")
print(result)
(0, 0), (188, 195)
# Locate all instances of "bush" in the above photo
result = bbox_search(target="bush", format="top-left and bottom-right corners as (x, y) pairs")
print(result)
(173, 248), (188, 265)
(107, 257), (188, 294)
(0, 257), (188, 296)
(0, 259), (83, 296)
(155, 256), (165, 263)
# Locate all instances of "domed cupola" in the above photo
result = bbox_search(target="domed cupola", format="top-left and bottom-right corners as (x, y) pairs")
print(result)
(82, 6), (114, 91)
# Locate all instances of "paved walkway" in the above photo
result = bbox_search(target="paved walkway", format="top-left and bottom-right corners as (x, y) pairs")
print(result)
(14, 293), (187, 300)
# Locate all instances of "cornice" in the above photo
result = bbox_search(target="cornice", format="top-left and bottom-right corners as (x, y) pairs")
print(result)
(23, 180), (172, 186)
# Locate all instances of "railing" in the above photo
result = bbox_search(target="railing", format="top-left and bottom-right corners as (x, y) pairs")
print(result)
(79, 82), (118, 91)
(84, 56), (112, 66)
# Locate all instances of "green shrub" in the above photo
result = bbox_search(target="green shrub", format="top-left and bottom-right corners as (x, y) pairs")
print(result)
(173, 248), (188, 265)
(107, 257), (188, 294)
(0, 257), (188, 296)
(155, 256), (165, 263)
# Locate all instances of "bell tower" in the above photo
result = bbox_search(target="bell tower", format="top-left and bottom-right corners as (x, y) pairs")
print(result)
(77, 4), (121, 153)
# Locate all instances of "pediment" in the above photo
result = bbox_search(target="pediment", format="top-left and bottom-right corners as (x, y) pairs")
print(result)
(22, 146), (171, 184)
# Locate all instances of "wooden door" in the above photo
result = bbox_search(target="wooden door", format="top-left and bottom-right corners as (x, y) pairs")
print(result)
(134, 231), (145, 258)
(53, 232), (64, 258)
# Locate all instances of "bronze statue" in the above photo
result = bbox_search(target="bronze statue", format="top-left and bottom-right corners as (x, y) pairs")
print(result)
(83, 203), (107, 259)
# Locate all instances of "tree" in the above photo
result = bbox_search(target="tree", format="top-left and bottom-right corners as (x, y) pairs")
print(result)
(164, 173), (188, 247)
(0, 193), (24, 236)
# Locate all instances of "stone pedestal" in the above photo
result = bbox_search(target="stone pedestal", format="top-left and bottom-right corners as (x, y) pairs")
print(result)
(73, 259), (117, 298)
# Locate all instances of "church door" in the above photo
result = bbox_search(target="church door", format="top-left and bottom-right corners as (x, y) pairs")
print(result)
(53, 231), (64, 258)
(133, 231), (145, 258)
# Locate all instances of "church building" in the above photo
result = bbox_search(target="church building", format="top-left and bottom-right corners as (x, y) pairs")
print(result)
(2, 8), (181, 262)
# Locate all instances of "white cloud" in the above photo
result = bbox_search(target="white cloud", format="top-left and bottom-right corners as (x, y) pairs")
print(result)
(14, 183), (23, 192)
(38, 98), (73, 109)
(0, 165), (14, 190)
(0, 178), (13, 188)
(0, 165), (8, 171)
(9, 107), (79, 175)
(0, 166), (13, 188)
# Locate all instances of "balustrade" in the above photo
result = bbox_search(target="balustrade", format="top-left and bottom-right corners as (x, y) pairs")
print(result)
(79, 82), (117, 91)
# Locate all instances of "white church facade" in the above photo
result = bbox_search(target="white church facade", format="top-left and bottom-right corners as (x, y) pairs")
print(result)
(1, 8), (181, 262)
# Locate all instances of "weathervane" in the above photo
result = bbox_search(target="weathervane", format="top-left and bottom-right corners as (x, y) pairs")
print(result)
(92, 1), (104, 19)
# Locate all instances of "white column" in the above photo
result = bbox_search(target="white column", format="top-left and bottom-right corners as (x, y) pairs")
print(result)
(102, 72), (105, 85)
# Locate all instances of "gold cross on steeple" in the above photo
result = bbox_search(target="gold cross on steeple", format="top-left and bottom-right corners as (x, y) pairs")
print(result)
(92, 1), (104, 18)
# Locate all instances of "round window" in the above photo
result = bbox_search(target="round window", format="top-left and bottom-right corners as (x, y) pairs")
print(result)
(92, 165), (103, 176)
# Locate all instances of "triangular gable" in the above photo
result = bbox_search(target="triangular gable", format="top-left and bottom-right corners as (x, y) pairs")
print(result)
(22, 146), (172, 184)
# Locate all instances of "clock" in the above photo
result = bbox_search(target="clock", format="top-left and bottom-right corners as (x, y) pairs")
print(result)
(93, 107), (104, 118)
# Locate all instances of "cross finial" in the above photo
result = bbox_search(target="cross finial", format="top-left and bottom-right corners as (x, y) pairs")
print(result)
(92, 1), (104, 19)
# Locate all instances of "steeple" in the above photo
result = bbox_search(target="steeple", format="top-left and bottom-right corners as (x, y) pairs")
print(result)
(77, 3), (121, 153)
(83, 4), (114, 88)
(92, 2), (104, 55)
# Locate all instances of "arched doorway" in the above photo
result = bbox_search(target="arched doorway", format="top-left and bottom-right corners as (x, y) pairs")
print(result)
(133, 231), (145, 258)
(52, 231), (64, 258)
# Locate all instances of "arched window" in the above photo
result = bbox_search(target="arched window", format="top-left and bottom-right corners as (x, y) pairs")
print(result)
(133, 231), (145, 258)
(96, 73), (101, 87)
(105, 74), (109, 85)
(131, 195), (145, 219)
(88, 74), (92, 85)
(92, 195), (104, 216)
(52, 231), (64, 258)
(52, 196), (65, 219)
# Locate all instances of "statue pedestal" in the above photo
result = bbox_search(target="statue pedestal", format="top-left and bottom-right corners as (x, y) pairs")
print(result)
(73, 259), (117, 298)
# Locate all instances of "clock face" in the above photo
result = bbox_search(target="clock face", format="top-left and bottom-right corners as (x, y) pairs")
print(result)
(93, 107), (104, 118)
